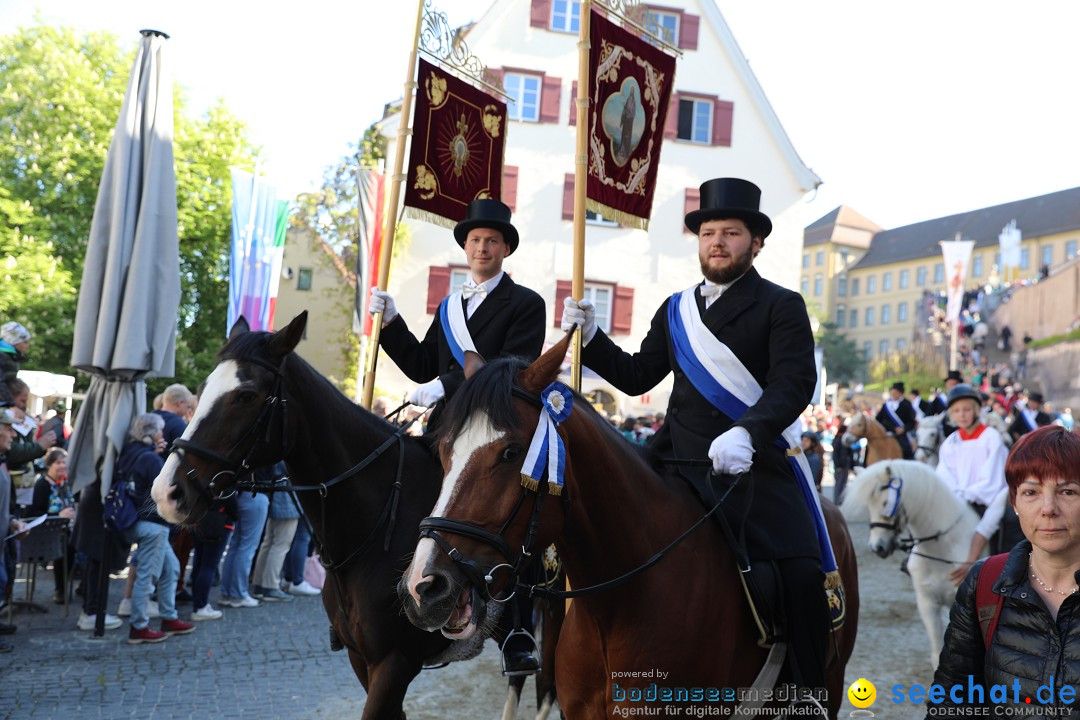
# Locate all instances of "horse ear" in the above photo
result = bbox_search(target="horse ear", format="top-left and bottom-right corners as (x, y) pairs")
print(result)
(464, 351), (486, 380)
(520, 328), (573, 392)
(229, 316), (251, 342)
(268, 311), (308, 357)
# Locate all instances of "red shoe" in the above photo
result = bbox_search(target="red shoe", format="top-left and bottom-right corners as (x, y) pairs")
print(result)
(160, 618), (195, 636)
(128, 625), (168, 644)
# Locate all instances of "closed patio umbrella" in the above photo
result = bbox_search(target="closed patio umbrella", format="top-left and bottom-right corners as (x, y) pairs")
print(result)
(66, 29), (180, 637)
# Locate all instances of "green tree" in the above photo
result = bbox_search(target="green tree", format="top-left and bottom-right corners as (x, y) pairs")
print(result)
(817, 322), (863, 383)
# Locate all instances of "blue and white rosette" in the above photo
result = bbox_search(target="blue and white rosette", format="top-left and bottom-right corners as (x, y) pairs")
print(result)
(520, 382), (573, 496)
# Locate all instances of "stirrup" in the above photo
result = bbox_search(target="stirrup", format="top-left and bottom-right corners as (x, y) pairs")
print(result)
(500, 628), (540, 677)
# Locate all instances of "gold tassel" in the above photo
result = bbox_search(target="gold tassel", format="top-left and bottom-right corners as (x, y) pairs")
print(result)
(547, 481), (563, 496)
(585, 198), (650, 231)
(823, 570), (842, 590)
(785, 448), (802, 456)
(520, 475), (539, 492)
(404, 206), (456, 230)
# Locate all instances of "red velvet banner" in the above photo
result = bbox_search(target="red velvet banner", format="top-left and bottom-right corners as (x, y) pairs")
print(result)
(405, 58), (507, 228)
(586, 11), (677, 229)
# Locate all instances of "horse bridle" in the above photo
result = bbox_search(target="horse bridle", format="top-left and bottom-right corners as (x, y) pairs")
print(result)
(868, 466), (966, 562)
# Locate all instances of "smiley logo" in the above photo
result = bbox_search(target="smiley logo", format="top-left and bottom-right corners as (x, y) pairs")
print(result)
(847, 678), (876, 708)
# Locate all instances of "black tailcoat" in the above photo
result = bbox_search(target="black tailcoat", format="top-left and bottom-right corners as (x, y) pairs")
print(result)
(1007, 408), (1053, 443)
(581, 267), (819, 560)
(875, 399), (917, 458)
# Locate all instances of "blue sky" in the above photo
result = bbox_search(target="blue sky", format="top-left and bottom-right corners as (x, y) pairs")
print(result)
(2, 0), (1079, 230)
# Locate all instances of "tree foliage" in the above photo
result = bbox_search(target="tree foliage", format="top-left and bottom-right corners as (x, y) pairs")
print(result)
(0, 25), (256, 395)
(816, 322), (863, 384)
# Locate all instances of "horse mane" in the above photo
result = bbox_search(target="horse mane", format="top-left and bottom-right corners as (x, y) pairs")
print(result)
(842, 459), (969, 525)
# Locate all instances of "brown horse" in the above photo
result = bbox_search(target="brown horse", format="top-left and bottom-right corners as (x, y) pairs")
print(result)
(399, 335), (858, 718)
(150, 313), (560, 720)
(841, 411), (903, 467)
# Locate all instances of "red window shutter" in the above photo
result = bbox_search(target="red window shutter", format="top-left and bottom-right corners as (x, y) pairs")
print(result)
(664, 92), (680, 139)
(502, 165), (519, 212)
(426, 266), (451, 314)
(684, 187), (700, 234)
(484, 67), (504, 89)
(539, 75), (562, 123)
(713, 99), (734, 147)
(679, 14), (699, 50)
(611, 285), (635, 335)
(569, 80), (578, 126)
(562, 173), (575, 220)
(530, 0), (552, 28)
(553, 280), (573, 329)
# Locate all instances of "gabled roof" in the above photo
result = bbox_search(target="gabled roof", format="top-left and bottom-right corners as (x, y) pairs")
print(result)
(803, 205), (882, 248)
(851, 186), (1080, 271)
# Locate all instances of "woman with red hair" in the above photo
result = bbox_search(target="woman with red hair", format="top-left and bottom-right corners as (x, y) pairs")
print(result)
(929, 425), (1080, 716)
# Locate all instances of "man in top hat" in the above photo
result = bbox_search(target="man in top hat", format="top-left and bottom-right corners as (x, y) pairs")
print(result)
(929, 370), (964, 439)
(368, 198), (545, 675)
(561, 177), (833, 691)
(875, 381), (916, 459)
(1006, 391), (1053, 443)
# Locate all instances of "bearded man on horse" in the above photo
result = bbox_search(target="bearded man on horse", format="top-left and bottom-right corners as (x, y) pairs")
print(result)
(561, 177), (835, 693)
(368, 198), (547, 676)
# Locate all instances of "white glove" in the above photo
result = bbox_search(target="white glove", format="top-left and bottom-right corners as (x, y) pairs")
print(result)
(708, 426), (755, 475)
(408, 378), (445, 407)
(560, 296), (598, 345)
(368, 288), (399, 326)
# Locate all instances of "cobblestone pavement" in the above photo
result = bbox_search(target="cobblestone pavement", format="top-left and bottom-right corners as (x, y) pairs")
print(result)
(0, 571), (521, 720)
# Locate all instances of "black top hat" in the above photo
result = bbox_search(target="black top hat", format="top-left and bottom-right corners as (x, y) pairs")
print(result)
(944, 370), (963, 384)
(684, 178), (773, 240)
(1028, 392), (1044, 404)
(453, 199), (519, 255)
(890, 381), (905, 393)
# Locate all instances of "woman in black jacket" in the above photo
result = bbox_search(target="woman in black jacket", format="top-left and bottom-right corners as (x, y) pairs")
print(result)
(929, 426), (1080, 718)
(24, 448), (74, 602)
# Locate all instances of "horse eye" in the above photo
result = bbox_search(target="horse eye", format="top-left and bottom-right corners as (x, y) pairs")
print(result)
(500, 444), (522, 463)
(237, 390), (257, 403)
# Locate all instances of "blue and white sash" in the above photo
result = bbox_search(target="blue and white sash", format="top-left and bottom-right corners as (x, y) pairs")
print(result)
(882, 401), (904, 430)
(438, 292), (478, 367)
(1020, 409), (1038, 432)
(667, 286), (838, 581)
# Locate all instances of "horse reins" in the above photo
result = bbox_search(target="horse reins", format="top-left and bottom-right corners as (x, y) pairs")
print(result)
(868, 467), (971, 565)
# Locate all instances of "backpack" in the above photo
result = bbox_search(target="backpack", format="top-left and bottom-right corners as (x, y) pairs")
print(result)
(975, 553), (1009, 647)
(103, 471), (139, 534)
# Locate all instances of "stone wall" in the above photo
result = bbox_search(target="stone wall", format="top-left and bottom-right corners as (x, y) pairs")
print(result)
(1030, 341), (1080, 411)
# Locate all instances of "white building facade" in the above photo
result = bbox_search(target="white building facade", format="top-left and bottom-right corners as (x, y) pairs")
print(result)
(373, 0), (821, 415)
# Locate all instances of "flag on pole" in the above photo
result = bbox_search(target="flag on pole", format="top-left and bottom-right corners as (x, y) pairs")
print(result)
(998, 219), (1022, 279)
(228, 168), (289, 333)
(940, 236), (975, 322)
(404, 58), (507, 228)
(586, 9), (677, 229)
(356, 168), (387, 335)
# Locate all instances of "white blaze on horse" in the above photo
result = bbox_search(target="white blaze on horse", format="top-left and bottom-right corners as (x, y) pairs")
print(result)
(842, 459), (978, 669)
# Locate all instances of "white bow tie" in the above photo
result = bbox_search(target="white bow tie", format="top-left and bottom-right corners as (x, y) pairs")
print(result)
(699, 283), (722, 299)
(461, 283), (488, 300)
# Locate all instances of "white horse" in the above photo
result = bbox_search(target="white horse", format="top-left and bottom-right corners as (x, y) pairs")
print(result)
(914, 412), (946, 466)
(842, 460), (978, 669)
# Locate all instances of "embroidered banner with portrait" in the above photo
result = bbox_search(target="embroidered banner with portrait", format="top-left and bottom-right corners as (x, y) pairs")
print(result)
(586, 10), (677, 230)
(405, 58), (507, 228)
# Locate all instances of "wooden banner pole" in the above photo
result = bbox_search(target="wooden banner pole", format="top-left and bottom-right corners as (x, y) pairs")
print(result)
(570, 0), (592, 393)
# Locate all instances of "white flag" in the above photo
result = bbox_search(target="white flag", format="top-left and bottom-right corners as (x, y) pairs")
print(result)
(998, 219), (1022, 271)
(940, 239), (975, 322)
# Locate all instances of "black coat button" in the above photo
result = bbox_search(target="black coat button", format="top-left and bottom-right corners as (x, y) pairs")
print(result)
(670, 407), (679, 415)
(710, 410), (720, 418)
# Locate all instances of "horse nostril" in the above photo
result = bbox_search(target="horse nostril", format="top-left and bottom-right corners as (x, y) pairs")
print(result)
(415, 574), (449, 603)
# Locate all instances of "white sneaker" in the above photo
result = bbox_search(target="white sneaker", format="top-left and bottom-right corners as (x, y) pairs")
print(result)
(77, 612), (123, 631)
(116, 598), (160, 618)
(236, 594), (261, 608)
(191, 604), (223, 621)
(287, 581), (321, 596)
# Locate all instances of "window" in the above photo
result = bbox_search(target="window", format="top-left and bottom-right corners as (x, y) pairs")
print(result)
(553, 279), (633, 333)
(1067, 240), (1078, 260)
(865, 307), (874, 326)
(933, 263), (944, 284)
(802, 253), (810, 269)
(881, 304), (891, 325)
(836, 304), (845, 327)
(550, 0), (580, 33)
(449, 267), (470, 295)
(1042, 245), (1054, 268)
(837, 276), (847, 297)
(897, 302), (908, 323)
(583, 283), (613, 333)
(899, 269), (909, 289)
(800, 276), (809, 295)
(896, 338), (907, 352)
(1020, 247), (1030, 270)
(882, 272), (892, 292)
(677, 97), (713, 144)
(972, 255), (983, 277)
(851, 278), (860, 296)
(645, 9), (679, 45)
(813, 273), (822, 296)
(505, 72), (542, 122)
(862, 341), (872, 359)
(815, 250), (824, 266)
(916, 266), (927, 286)
(585, 209), (618, 226)
(849, 309), (857, 328)
(879, 339), (889, 356)
(866, 275), (877, 294)
(297, 267), (313, 291)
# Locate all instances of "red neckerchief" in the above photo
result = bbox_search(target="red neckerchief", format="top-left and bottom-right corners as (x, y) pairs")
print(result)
(957, 424), (988, 441)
